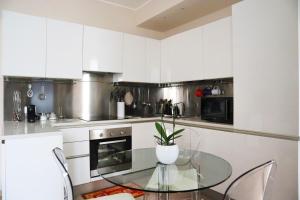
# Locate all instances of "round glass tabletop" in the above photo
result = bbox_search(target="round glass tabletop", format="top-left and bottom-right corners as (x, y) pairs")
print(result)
(98, 148), (232, 193)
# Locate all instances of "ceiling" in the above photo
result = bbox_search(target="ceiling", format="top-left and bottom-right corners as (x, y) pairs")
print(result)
(97, 0), (151, 10)
(138, 0), (240, 32)
(96, 0), (241, 32)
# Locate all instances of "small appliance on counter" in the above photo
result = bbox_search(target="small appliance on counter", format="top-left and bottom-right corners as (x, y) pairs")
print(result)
(27, 105), (37, 123)
(201, 97), (233, 124)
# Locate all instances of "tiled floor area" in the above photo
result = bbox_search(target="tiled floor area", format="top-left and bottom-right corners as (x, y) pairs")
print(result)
(74, 180), (223, 200)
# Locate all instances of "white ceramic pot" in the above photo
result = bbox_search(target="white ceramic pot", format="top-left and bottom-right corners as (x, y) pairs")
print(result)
(156, 144), (179, 164)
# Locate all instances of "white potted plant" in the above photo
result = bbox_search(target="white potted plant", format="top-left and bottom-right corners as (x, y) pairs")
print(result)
(154, 113), (184, 164)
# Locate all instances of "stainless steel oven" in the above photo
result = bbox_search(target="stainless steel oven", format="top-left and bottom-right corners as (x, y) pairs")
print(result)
(89, 126), (132, 178)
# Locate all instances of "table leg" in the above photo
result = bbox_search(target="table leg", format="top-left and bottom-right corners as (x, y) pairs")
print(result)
(193, 190), (204, 200)
(157, 192), (169, 200)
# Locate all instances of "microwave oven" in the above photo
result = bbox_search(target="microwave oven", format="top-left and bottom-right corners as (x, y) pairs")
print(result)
(201, 97), (233, 124)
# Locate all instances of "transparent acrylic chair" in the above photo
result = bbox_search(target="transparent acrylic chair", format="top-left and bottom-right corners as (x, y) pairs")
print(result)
(52, 148), (135, 200)
(175, 126), (201, 166)
(223, 160), (277, 200)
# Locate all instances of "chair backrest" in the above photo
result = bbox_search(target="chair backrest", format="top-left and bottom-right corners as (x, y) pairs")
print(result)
(223, 160), (277, 200)
(53, 147), (74, 200)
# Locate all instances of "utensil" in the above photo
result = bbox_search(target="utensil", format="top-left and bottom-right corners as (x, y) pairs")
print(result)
(27, 84), (33, 98)
(195, 88), (203, 97)
(58, 106), (64, 119)
(12, 90), (22, 121)
(211, 86), (221, 95)
(132, 88), (137, 109)
(40, 113), (47, 121)
(124, 91), (134, 106)
(49, 112), (57, 120)
(39, 84), (46, 100)
(203, 86), (212, 96)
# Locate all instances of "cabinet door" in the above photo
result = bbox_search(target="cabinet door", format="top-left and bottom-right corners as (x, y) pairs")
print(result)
(67, 156), (90, 186)
(161, 27), (203, 82)
(3, 135), (63, 200)
(83, 26), (123, 73)
(146, 38), (161, 83)
(232, 0), (298, 135)
(46, 19), (83, 79)
(203, 17), (232, 79)
(132, 122), (156, 149)
(0, 11), (46, 77)
(117, 34), (146, 82)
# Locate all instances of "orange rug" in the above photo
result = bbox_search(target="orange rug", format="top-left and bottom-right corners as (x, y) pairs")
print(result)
(81, 183), (144, 199)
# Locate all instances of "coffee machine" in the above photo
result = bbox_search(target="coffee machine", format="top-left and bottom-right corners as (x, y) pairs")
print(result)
(27, 105), (36, 123)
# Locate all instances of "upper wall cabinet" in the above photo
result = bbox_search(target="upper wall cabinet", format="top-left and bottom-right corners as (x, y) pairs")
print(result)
(161, 27), (203, 83)
(0, 11), (46, 77)
(203, 17), (232, 79)
(114, 34), (146, 82)
(83, 26), (123, 73)
(114, 34), (161, 83)
(46, 19), (83, 79)
(146, 38), (161, 83)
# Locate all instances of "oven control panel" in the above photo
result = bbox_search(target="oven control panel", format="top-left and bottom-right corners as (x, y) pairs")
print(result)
(89, 127), (132, 140)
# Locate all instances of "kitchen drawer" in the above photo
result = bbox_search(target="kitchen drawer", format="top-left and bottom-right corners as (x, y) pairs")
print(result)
(67, 156), (90, 186)
(61, 127), (89, 143)
(64, 141), (89, 158)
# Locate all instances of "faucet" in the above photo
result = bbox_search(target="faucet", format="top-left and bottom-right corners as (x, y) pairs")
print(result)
(172, 102), (185, 118)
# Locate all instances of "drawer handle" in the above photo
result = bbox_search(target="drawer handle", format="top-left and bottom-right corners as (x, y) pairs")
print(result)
(66, 154), (89, 160)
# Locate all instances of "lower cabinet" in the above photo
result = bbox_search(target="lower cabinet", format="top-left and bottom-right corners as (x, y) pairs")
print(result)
(132, 122), (157, 149)
(61, 128), (90, 186)
(2, 134), (64, 200)
(67, 156), (90, 186)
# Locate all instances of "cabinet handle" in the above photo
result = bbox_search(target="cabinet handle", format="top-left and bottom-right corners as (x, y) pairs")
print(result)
(66, 154), (89, 160)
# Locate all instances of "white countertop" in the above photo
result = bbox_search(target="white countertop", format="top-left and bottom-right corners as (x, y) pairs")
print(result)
(3, 116), (297, 141)
(2, 117), (233, 140)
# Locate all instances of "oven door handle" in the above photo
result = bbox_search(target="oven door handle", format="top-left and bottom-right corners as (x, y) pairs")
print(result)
(100, 139), (127, 145)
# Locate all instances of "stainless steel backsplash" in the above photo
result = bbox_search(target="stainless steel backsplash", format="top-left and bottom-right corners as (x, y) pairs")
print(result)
(4, 73), (233, 120)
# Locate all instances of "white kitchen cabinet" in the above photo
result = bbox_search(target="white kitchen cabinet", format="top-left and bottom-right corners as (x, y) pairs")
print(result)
(132, 122), (157, 149)
(203, 17), (232, 79)
(61, 127), (90, 186)
(0, 11), (46, 77)
(114, 34), (147, 82)
(83, 26), (123, 73)
(46, 19), (83, 79)
(146, 38), (161, 83)
(232, 0), (298, 135)
(161, 27), (203, 83)
(63, 141), (89, 158)
(61, 127), (89, 143)
(2, 134), (64, 200)
(191, 127), (297, 200)
(67, 156), (90, 186)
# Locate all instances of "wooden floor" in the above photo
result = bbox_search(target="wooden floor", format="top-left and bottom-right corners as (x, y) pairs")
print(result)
(74, 179), (223, 200)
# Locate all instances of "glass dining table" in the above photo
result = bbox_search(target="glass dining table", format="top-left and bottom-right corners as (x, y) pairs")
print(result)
(98, 148), (232, 200)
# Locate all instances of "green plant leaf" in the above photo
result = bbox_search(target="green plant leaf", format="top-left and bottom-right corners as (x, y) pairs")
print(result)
(155, 122), (168, 142)
(166, 128), (185, 141)
(168, 135), (183, 145)
(154, 136), (167, 145)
